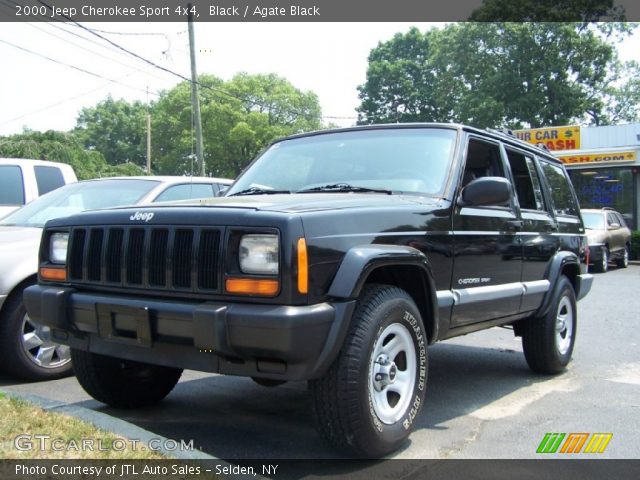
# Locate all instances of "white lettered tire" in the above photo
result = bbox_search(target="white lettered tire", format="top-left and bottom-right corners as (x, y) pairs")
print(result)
(309, 284), (428, 457)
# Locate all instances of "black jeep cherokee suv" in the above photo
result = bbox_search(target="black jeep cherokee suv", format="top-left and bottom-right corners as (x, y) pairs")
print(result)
(25, 124), (593, 457)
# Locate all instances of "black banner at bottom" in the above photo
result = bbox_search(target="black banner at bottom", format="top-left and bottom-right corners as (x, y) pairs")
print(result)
(1, 459), (639, 480)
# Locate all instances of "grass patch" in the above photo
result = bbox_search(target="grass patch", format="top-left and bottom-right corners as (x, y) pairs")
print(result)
(0, 394), (165, 459)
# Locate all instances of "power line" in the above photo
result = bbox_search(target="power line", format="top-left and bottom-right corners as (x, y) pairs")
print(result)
(33, 0), (320, 121)
(0, 75), (137, 126)
(37, 0), (194, 83)
(82, 27), (177, 37)
(24, 22), (170, 82)
(0, 37), (161, 97)
(18, 0), (356, 124)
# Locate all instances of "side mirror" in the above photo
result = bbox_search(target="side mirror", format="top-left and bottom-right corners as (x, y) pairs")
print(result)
(459, 177), (512, 207)
(217, 186), (229, 197)
(608, 222), (620, 230)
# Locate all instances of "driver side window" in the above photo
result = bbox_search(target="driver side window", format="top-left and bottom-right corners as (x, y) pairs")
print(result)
(462, 139), (506, 186)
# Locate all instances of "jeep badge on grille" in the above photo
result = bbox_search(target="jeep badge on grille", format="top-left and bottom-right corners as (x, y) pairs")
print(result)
(130, 211), (154, 222)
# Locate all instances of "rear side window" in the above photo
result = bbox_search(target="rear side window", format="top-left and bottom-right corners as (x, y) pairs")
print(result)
(539, 160), (579, 217)
(615, 212), (628, 227)
(34, 165), (66, 195)
(606, 212), (619, 226)
(505, 149), (546, 211)
(0, 165), (25, 205)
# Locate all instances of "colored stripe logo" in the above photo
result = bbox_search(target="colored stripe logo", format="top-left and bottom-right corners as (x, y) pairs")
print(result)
(537, 433), (612, 454)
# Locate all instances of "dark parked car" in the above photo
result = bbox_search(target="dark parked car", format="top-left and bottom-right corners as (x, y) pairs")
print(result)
(581, 208), (631, 272)
(25, 124), (592, 457)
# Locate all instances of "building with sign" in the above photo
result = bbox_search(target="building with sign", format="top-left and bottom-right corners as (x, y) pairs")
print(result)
(516, 124), (640, 230)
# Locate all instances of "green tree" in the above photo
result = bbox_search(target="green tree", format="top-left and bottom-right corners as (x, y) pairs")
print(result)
(0, 130), (145, 180)
(151, 73), (324, 178)
(357, 23), (637, 129)
(75, 96), (149, 167)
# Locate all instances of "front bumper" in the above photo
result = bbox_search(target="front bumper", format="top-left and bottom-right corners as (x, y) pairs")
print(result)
(576, 273), (594, 301)
(23, 285), (355, 381)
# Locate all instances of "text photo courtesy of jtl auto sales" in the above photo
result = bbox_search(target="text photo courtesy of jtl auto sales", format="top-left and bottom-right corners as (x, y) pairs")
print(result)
(0, 1), (639, 479)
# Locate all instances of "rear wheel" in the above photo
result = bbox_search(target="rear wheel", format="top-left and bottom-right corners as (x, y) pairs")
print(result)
(522, 276), (577, 374)
(71, 349), (182, 408)
(616, 245), (629, 269)
(309, 284), (428, 458)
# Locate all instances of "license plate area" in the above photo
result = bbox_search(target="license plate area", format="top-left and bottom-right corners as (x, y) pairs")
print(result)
(96, 304), (152, 347)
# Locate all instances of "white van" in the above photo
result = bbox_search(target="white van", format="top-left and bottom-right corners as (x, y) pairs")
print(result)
(0, 159), (77, 218)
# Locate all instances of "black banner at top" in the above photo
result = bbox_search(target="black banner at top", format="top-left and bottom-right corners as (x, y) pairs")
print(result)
(1, 0), (639, 22)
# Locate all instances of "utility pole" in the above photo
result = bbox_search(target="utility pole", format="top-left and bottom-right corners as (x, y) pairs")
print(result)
(187, 3), (206, 176)
(145, 86), (151, 174)
(146, 112), (151, 174)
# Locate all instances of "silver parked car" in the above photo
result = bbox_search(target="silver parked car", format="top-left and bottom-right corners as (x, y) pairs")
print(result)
(582, 208), (632, 273)
(0, 176), (232, 380)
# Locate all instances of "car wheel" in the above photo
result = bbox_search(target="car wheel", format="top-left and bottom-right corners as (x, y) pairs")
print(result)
(71, 349), (182, 408)
(615, 245), (629, 269)
(0, 285), (72, 381)
(309, 284), (428, 458)
(593, 246), (609, 273)
(522, 275), (577, 374)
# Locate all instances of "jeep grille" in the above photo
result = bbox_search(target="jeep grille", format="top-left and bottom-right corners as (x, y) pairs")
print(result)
(67, 226), (221, 293)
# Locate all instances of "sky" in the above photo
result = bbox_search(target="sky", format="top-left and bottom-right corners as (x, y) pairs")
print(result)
(0, 21), (639, 136)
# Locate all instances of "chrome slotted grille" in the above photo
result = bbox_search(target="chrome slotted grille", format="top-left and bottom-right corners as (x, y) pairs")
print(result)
(67, 226), (221, 293)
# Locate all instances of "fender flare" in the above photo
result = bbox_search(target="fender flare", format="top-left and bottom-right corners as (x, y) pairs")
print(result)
(536, 250), (581, 318)
(327, 244), (439, 341)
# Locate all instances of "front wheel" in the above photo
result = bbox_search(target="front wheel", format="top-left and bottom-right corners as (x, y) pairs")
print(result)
(0, 285), (72, 381)
(309, 284), (428, 458)
(521, 275), (577, 374)
(71, 350), (182, 408)
(593, 246), (609, 273)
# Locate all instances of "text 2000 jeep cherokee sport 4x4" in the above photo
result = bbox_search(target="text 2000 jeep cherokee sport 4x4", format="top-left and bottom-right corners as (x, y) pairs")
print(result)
(25, 124), (593, 457)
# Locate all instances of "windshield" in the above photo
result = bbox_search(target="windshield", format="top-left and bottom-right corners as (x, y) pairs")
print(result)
(226, 128), (458, 197)
(582, 212), (605, 230)
(0, 179), (160, 228)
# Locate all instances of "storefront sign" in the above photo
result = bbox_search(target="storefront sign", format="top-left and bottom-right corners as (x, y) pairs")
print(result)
(514, 126), (581, 150)
(557, 151), (637, 164)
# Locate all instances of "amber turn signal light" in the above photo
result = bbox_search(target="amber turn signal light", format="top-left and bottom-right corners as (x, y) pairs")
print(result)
(39, 267), (67, 282)
(225, 277), (279, 296)
(297, 238), (308, 294)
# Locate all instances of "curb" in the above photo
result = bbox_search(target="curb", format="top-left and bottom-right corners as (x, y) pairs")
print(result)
(1, 389), (217, 460)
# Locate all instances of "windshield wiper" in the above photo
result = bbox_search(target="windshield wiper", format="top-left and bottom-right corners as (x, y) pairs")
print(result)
(297, 183), (392, 194)
(229, 186), (291, 196)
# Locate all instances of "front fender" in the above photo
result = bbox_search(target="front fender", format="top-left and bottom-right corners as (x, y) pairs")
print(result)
(327, 245), (439, 342)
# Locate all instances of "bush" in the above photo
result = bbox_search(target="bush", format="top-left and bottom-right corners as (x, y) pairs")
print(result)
(631, 231), (640, 261)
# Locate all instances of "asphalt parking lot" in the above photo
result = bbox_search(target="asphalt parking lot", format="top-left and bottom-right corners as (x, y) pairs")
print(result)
(2, 265), (639, 460)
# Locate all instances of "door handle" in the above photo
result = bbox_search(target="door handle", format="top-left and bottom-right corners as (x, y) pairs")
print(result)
(506, 220), (523, 231)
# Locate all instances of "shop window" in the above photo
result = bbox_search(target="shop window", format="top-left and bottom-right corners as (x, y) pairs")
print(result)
(568, 168), (635, 229)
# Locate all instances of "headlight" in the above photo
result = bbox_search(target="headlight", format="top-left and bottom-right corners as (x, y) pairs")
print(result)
(49, 232), (69, 264)
(239, 234), (279, 274)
